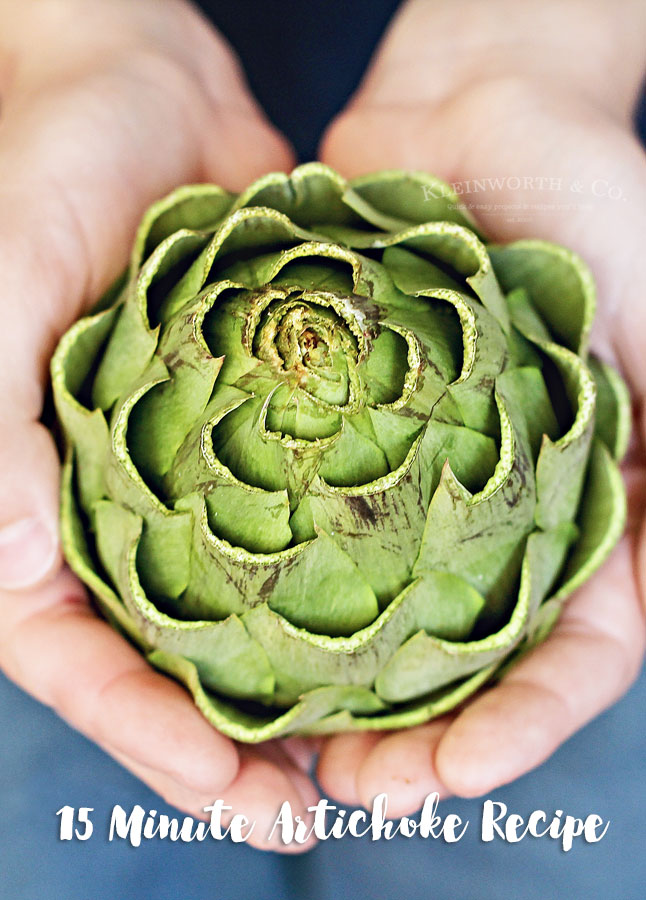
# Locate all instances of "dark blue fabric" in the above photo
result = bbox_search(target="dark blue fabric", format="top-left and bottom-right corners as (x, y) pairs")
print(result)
(635, 78), (646, 142)
(194, 0), (402, 161)
(2, 3), (645, 897)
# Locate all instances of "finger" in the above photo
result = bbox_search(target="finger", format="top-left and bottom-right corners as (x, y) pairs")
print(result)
(259, 742), (321, 813)
(107, 745), (236, 822)
(316, 732), (382, 805)
(624, 460), (646, 538)
(434, 536), (646, 797)
(0, 423), (61, 589)
(639, 404), (646, 604)
(0, 567), (239, 797)
(281, 735), (323, 772)
(354, 719), (453, 816)
(199, 103), (294, 195)
(107, 745), (319, 854)
(324, 0), (646, 121)
(219, 749), (319, 853)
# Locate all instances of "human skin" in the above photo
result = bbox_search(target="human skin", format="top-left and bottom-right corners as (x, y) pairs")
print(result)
(0, 0), (325, 854)
(1, 0), (645, 843)
(316, 0), (646, 814)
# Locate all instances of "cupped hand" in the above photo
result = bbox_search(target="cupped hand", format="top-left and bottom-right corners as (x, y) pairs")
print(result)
(0, 0), (318, 852)
(317, 0), (646, 814)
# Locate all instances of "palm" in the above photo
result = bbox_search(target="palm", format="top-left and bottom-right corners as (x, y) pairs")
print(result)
(317, 53), (646, 812)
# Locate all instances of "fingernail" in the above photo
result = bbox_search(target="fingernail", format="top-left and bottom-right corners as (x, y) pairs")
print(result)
(0, 517), (58, 589)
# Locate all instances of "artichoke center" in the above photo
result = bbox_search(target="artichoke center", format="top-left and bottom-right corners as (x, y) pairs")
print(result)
(203, 282), (418, 505)
(253, 297), (359, 410)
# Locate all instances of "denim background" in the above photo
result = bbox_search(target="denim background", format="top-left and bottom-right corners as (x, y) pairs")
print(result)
(2, 664), (645, 899)
(2, 2), (645, 897)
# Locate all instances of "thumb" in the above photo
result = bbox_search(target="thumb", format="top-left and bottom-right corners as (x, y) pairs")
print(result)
(0, 424), (61, 590)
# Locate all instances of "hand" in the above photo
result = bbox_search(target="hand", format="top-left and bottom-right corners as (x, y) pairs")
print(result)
(0, 0), (318, 852)
(316, 0), (646, 814)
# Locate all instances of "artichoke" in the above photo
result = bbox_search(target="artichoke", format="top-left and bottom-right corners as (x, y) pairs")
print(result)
(52, 164), (629, 742)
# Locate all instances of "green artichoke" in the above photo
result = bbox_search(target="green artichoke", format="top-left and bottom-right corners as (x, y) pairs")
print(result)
(52, 164), (629, 742)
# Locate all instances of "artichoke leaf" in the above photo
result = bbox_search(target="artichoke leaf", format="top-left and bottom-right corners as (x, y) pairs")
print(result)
(126, 292), (225, 488)
(51, 309), (115, 509)
(104, 355), (192, 598)
(93, 228), (207, 408)
(219, 238), (363, 296)
(231, 162), (357, 228)
(301, 663), (499, 735)
(376, 516), (566, 701)
(165, 388), (293, 554)
(131, 182), (234, 273)
(489, 240), (595, 355)
(552, 438), (626, 601)
(310, 433), (429, 603)
(175, 493), (379, 636)
(60, 453), (145, 647)
(372, 256), (508, 435)
(382, 244), (466, 295)
(347, 169), (479, 232)
(149, 650), (387, 743)
(588, 356), (632, 462)
(414, 383), (536, 619)
(493, 442), (624, 668)
(371, 221), (510, 333)
(94, 500), (275, 702)
(241, 571), (484, 707)
(357, 252), (463, 386)
(508, 289), (596, 529)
